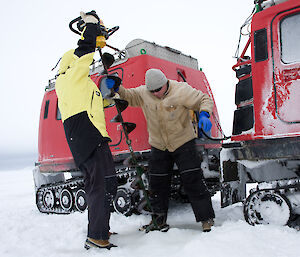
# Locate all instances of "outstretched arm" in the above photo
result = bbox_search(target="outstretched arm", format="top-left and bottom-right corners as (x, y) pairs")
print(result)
(117, 85), (144, 107)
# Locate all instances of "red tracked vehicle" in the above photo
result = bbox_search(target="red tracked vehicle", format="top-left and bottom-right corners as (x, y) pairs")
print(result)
(221, 0), (300, 227)
(34, 0), (300, 228)
(33, 38), (223, 215)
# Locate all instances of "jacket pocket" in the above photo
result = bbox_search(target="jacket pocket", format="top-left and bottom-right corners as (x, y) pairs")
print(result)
(165, 105), (185, 132)
(90, 90), (102, 118)
(145, 103), (157, 111)
(165, 105), (178, 121)
(90, 91), (95, 118)
(143, 103), (157, 120)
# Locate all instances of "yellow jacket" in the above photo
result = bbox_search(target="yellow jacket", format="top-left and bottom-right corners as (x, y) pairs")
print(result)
(55, 49), (110, 166)
(56, 49), (109, 138)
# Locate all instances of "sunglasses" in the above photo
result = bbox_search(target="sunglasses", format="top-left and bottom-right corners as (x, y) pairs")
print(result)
(150, 86), (163, 93)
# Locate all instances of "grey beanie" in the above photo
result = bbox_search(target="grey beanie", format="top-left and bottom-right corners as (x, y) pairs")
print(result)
(145, 69), (168, 91)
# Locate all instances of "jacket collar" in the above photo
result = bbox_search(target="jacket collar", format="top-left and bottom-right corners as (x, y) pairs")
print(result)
(160, 80), (171, 99)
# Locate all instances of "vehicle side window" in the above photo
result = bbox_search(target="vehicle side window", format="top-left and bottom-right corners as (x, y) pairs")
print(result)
(254, 28), (268, 62)
(56, 101), (61, 120)
(280, 12), (300, 64)
(44, 100), (49, 119)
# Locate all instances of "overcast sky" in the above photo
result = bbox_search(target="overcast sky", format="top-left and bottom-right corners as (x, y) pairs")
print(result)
(0, 0), (254, 157)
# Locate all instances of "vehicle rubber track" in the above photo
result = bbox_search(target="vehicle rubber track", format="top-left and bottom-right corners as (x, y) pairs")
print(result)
(244, 178), (300, 226)
(36, 167), (139, 214)
(36, 165), (218, 215)
(36, 177), (85, 214)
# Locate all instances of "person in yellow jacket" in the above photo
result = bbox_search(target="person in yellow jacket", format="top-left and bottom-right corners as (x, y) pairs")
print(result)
(55, 11), (118, 250)
(116, 68), (215, 232)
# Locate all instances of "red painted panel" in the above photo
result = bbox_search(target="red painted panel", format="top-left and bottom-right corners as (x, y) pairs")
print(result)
(38, 54), (221, 172)
(231, 0), (300, 142)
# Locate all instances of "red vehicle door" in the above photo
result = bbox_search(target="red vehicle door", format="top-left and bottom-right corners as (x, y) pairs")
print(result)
(271, 6), (300, 124)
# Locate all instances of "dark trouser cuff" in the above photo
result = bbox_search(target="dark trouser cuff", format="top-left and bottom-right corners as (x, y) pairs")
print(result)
(191, 197), (215, 222)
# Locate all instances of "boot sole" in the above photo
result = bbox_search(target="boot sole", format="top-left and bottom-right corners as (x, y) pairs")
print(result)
(140, 224), (170, 233)
(84, 239), (117, 250)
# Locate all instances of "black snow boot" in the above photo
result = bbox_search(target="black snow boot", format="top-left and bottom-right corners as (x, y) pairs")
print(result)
(139, 213), (169, 233)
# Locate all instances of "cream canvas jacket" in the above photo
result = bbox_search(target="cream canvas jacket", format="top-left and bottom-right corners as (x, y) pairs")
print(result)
(118, 80), (213, 152)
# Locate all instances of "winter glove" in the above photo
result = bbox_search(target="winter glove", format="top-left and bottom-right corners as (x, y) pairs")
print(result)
(105, 78), (115, 89)
(198, 111), (212, 132)
(80, 11), (99, 24)
(100, 76), (121, 98)
(105, 78), (119, 92)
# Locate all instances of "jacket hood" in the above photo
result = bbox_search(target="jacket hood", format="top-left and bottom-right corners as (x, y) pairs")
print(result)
(58, 49), (78, 74)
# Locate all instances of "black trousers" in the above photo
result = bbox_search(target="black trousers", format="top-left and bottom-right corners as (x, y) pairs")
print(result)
(149, 139), (215, 222)
(79, 142), (117, 240)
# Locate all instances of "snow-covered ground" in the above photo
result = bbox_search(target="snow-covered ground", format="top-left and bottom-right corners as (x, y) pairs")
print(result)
(1, 166), (300, 257)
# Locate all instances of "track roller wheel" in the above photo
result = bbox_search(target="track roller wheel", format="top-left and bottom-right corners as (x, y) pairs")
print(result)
(43, 189), (55, 209)
(244, 190), (292, 226)
(113, 188), (133, 216)
(59, 188), (73, 211)
(74, 189), (87, 212)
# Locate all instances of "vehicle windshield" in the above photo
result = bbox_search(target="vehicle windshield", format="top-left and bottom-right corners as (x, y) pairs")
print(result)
(280, 12), (300, 64)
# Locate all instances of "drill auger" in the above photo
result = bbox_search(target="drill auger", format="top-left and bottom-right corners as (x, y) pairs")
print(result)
(111, 99), (159, 230)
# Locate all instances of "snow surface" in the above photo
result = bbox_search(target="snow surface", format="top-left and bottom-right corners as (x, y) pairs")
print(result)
(1, 166), (300, 257)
